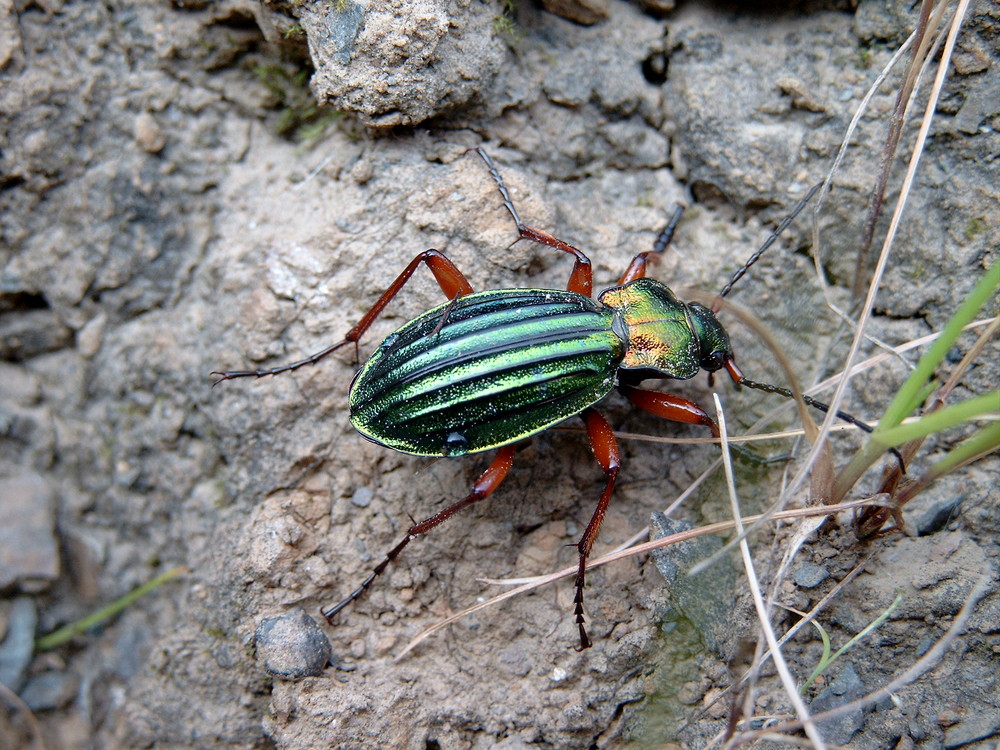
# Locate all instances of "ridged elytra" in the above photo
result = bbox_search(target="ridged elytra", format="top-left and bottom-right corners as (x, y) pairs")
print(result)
(213, 149), (879, 651)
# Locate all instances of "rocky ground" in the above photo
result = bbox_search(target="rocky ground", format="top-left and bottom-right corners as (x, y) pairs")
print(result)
(1, 0), (997, 748)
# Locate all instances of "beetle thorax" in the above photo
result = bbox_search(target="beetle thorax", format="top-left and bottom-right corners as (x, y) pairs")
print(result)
(598, 278), (704, 380)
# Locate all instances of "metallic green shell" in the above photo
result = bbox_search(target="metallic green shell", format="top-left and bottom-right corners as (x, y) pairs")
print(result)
(597, 278), (703, 380)
(350, 289), (626, 457)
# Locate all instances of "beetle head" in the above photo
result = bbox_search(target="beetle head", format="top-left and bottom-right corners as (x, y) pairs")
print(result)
(687, 302), (733, 373)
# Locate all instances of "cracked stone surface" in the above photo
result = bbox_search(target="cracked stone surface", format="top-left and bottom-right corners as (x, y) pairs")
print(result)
(1, 0), (996, 747)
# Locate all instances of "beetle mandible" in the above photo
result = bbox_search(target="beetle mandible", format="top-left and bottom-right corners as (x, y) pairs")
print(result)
(213, 149), (871, 651)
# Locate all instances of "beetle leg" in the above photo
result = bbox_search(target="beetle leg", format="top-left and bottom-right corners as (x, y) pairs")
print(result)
(618, 384), (720, 436)
(211, 249), (475, 383)
(620, 384), (790, 466)
(320, 445), (516, 624)
(476, 148), (593, 298)
(516, 225), (593, 298)
(617, 205), (686, 286)
(574, 408), (622, 651)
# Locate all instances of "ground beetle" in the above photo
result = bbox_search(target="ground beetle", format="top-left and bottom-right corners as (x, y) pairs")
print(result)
(214, 149), (877, 651)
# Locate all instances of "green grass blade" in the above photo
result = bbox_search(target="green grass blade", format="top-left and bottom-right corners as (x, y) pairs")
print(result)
(876, 263), (999, 430)
(801, 593), (902, 694)
(35, 566), (187, 651)
(875, 391), (1000, 447)
(897, 421), (1000, 505)
(926, 420), (1000, 477)
(834, 265), (998, 502)
(801, 620), (833, 695)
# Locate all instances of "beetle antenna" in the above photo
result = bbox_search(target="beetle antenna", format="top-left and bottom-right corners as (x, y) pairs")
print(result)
(737, 376), (906, 472)
(476, 147), (525, 229)
(652, 205), (685, 256)
(716, 183), (822, 302)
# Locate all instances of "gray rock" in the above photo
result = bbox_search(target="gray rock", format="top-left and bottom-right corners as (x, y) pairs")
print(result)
(916, 494), (963, 536)
(943, 706), (1000, 748)
(0, 361), (41, 405)
(302, 1), (507, 128)
(112, 621), (152, 681)
(665, 2), (998, 322)
(794, 562), (829, 589)
(254, 609), (332, 680)
(0, 597), (37, 693)
(810, 663), (867, 744)
(0, 308), (73, 360)
(853, 0), (917, 43)
(0, 474), (59, 591)
(20, 670), (79, 712)
(350, 486), (373, 508)
(650, 511), (736, 656)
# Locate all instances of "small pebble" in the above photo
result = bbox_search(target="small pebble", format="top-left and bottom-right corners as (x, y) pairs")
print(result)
(0, 474), (60, 591)
(810, 663), (866, 743)
(254, 609), (331, 680)
(794, 562), (829, 589)
(541, 0), (609, 25)
(0, 598), (38, 692)
(350, 487), (373, 508)
(134, 112), (166, 154)
(916, 495), (964, 536)
(20, 670), (79, 711)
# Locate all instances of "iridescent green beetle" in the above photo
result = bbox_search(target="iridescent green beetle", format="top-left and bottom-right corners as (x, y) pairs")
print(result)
(350, 279), (732, 458)
(213, 150), (865, 650)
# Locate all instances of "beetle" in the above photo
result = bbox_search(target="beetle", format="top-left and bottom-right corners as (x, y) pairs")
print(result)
(213, 149), (876, 650)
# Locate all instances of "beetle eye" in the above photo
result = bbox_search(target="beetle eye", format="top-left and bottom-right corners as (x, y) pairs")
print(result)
(703, 351), (727, 372)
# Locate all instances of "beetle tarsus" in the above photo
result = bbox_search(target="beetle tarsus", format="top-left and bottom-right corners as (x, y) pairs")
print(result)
(573, 581), (592, 651)
(211, 340), (354, 385)
(320, 447), (516, 630)
(321, 536), (413, 623)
